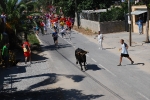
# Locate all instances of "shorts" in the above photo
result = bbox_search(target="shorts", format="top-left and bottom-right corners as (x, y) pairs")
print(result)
(53, 37), (58, 42)
(61, 32), (65, 36)
(54, 26), (57, 30)
(68, 27), (71, 30)
(121, 53), (129, 57)
(24, 52), (31, 57)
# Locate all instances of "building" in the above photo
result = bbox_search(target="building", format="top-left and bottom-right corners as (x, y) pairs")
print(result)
(131, 5), (149, 34)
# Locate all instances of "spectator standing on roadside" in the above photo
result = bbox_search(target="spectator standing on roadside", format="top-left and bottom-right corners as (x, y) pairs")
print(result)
(118, 39), (134, 66)
(2, 43), (9, 68)
(1, 12), (7, 32)
(97, 31), (103, 50)
(22, 39), (31, 64)
(136, 17), (143, 35)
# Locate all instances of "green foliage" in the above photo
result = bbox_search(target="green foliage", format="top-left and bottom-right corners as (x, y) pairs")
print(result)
(27, 33), (40, 45)
(100, 2), (128, 22)
(52, 0), (120, 17)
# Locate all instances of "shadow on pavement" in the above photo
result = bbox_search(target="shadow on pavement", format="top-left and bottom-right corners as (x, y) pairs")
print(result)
(42, 43), (72, 51)
(0, 65), (26, 91)
(1, 73), (86, 92)
(127, 63), (145, 66)
(86, 64), (103, 71)
(0, 88), (104, 100)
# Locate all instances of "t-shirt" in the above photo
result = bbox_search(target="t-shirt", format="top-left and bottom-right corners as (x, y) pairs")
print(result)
(23, 42), (30, 52)
(52, 32), (58, 38)
(66, 21), (72, 27)
(121, 43), (128, 54)
(60, 29), (66, 33)
(98, 34), (103, 41)
(2, 45), (8, 56)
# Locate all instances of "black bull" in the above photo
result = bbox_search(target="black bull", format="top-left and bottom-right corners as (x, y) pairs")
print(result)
(75, 48), (89, 71)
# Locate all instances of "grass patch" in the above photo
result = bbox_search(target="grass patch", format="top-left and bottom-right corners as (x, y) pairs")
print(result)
(28, 33), (40, 45)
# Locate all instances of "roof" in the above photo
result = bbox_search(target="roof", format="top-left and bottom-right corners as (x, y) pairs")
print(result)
(131, 10), (147, 15)
(82, 9), (107, 14)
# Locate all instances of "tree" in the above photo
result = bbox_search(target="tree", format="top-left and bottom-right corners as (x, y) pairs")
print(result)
(141, 0), (150, 42)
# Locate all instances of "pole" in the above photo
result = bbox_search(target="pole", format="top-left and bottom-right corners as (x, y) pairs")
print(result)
(75, 0), (79, 28)
(128, 0), (132, 46)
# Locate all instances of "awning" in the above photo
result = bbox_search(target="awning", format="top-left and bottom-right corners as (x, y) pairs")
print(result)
(131, 10), (147, 15)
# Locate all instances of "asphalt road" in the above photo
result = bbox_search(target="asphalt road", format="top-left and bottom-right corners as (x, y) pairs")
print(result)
(1, 27), (150, 100)
(36, 28), (150, 100)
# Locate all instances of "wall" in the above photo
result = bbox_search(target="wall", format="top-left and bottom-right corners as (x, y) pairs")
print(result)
(100, 21), (125, 34)
(75, 17), (125, 33)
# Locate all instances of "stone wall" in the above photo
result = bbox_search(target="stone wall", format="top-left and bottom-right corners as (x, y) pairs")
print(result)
(100, 21), (125, 34)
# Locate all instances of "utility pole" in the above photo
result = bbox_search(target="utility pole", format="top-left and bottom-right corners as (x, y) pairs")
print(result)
(128, 0), (132, 46)
(75, 0), (79, 28)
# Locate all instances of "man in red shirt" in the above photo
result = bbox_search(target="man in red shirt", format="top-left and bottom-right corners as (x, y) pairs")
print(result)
(22, 39), (31, 64)
(66, 19), (72, 31)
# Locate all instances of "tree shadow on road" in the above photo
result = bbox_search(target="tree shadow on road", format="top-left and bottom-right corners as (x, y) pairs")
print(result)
(1, 73), (86, 92)
(0, 88), (104, 100)
(41, 43), (72, 51)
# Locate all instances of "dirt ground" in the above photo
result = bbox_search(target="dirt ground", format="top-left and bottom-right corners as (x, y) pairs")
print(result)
(73, 26), (97, 36)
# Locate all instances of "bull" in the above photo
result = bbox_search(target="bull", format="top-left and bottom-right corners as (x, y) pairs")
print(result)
(75, 48), (89, 71)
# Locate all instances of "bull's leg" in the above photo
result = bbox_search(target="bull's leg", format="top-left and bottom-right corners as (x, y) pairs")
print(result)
(76, 59), (78, 64)
(84, 62), (87, 70)
(79, 62), (83, 71)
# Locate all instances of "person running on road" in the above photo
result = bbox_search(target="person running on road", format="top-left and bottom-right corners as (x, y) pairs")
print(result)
(118, 39), (134, 66)
(97, 31), (103, 50)
(52, 29), (58, 46)
(60, 28), (68, 38)
(66, 19), (72, 40)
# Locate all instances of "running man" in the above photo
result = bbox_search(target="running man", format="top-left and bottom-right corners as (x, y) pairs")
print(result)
(118, 39), (134, 66)
(66, 19), (72, 40)
(60, 28), (68, 38)
(52, 29), (58, 46)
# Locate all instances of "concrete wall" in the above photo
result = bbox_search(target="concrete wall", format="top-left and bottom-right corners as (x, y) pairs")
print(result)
(75, 17), (125, 33)
(80, 19), (100, 33)
(100, 21), (125, 34)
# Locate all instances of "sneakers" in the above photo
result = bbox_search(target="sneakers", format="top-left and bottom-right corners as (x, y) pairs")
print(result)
(117, 64), (121, 66)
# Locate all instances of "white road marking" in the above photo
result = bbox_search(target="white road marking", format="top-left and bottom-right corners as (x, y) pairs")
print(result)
(91, 58), (97, 62)
(121, 80), (131, 87)
(137, 92), (150, 100)
(99, 64), (117, 77)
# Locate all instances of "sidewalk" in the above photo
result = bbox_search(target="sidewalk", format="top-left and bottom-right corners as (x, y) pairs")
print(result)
(74, 30), (150, 73)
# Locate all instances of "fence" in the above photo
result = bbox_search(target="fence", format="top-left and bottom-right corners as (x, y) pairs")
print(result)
(81, 12), (99, 22)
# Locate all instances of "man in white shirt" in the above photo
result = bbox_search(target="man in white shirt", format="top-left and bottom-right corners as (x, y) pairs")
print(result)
(118, 39), (134, 66)
(60, 28), (67, 38)
(97, 31), (103, 50)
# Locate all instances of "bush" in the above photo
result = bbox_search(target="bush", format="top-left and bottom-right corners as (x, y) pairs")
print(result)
(27, 33), (40, 45)
(100, 7), (125, 22)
